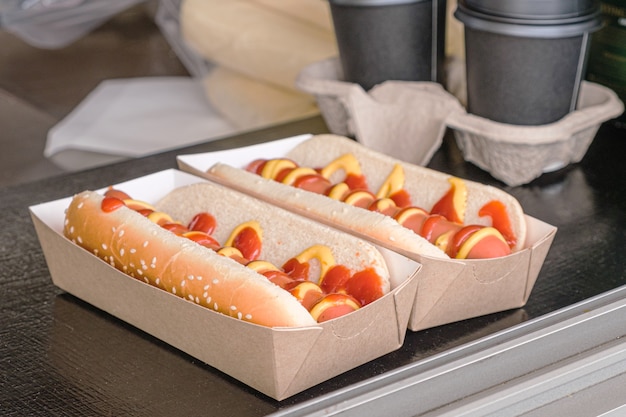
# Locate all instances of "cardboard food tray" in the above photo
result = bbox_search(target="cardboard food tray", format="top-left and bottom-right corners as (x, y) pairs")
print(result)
(177, 135), (557, 331)
(29, 169), (421, 401)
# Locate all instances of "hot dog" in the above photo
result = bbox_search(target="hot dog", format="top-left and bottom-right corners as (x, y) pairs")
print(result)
(206, 134), (527, 261)
(63, 181), (391, 328)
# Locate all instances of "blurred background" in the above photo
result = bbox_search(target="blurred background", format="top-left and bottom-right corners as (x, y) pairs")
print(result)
(0, 0), (346, 187)
(0, 1), (189, 187)
(0, 0), (622, 189)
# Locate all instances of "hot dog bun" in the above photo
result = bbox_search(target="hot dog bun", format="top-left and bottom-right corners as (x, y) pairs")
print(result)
(207, 164), (449, 259)
(64, 182), (390, 328)
(154, 182), (390, 285)
(286, 134), (527, 251)
(206, 134), (527, 259)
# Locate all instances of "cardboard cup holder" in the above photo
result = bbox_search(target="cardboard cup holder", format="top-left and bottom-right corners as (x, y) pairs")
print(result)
(447, 81), (625, 186)
(296, 58), (624, 186)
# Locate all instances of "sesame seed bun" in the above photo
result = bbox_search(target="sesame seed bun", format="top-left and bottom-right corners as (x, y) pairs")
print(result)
(63, 183), (390, 328)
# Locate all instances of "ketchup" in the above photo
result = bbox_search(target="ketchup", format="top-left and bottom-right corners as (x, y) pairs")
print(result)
(389, 189), (412, 208)
(187, 212), (217, 235)
(104, 187), (131, 201)
(319, 264), (351, 294)
(101, 196), (125, 213)
(262, 270), (299, 290)
(232, 227), (262, 261)
(344, 173), (368, 191)
(245, 159), (266, 174)
(282, 258), (310, 281)
(479, 200), (517, 248)
(345, 268), (385, 306)
(449, 225), (483, 258)
(430, 185), (462, 224)
(419, 214), (448, 243)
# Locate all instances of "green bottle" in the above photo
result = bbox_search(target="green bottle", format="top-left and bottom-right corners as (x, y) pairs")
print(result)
(586, 0), (626, 127)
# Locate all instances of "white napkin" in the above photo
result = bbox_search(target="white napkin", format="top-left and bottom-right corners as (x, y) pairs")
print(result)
(45, 77), (237, 170)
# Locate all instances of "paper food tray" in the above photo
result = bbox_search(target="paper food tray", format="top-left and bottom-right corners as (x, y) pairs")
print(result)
(177, 137), (557, 331)
(30, 169), (420, 401)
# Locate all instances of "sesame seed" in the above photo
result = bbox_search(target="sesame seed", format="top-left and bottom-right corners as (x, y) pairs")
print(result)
(203, 292), (208, 298)
(206, 296), (212, 304)
(155, 278), (160, 286)
(151, 256), (157, 265)
(237, 312), (243, 320)
(137, 269), (143, 276)
(77, 202), (84, 209)
(181, 280), (186, 287)
(120, 248), (125, 256)
(203, 284), (210, 290)
(143, 241), (149, 248)
(212, 278), (219, 285)
(213, 302), (218, 311)
(245, 314), (252, 320)
(188, 294), (194, 301)
(195, 297), (200, 304)
(77, 236), (83, 244)
(196, 276), (203, 281)
(389, 236), (396, 242)
(101, 243), (108, 250)
(188, 275), (194, 280)
(172, 287), (177, 294)
(119, 230), (125, 237)
(144, 277), (149, 284)
(230, 305), (237, 311)
(70, 226), (75, 234)
(64, 219), (69, 226)
(130, 248), (136, 254)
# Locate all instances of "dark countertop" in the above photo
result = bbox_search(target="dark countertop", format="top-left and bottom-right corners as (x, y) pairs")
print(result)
(1, 114), (625, 416)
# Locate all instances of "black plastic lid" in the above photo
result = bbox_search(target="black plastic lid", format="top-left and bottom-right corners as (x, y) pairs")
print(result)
(329, 0), (427, 6)
(455, 2), (603, 38)
(463, 0), (600, 20)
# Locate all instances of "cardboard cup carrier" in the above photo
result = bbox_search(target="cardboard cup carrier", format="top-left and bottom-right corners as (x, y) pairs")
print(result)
(329, 0), (447, 90)
(455, 0), (603, 125)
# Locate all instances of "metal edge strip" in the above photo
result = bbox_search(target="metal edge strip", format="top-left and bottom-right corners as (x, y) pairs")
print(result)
(271, 285), (626, 416)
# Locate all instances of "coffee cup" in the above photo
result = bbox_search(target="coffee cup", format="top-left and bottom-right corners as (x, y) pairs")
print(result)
(329, 0), (447, 91)
(455, 0), (603, 125)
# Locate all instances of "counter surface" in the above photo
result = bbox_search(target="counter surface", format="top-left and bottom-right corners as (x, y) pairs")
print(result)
(1, 116), (625, 416)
